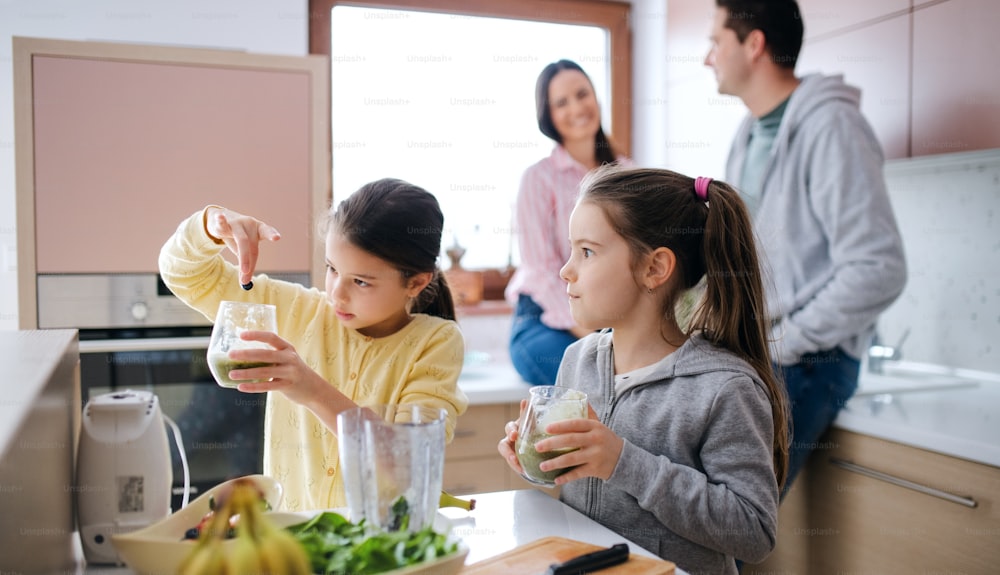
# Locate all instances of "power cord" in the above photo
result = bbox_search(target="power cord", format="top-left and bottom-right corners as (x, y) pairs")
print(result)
(162, 413), (190, 509)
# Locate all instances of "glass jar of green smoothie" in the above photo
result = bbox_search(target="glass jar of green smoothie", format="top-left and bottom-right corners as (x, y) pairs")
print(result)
(515, 386), (588, 487)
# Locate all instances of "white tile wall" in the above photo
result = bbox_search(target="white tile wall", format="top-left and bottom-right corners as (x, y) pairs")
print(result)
(878, 149), (1000, 373)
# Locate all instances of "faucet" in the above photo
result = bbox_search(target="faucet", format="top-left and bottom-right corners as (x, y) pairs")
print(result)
(867, 328), (910, 374)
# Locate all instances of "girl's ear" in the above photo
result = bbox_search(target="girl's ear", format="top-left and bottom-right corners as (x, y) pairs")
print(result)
(645, 247), (677, 290)
(406, 272), (434, 297)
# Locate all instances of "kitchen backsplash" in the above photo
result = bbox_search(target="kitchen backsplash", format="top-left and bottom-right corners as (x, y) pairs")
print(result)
(877, 149), (1000, 374)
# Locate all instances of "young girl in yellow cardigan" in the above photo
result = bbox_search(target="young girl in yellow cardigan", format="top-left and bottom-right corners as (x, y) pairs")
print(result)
(159, 178), (468, 511)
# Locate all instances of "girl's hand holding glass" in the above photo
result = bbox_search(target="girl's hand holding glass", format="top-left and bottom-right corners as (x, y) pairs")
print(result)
(499, 393), (625, 487)
(528, 406), (624, 486)
(220, 330), (327, 404)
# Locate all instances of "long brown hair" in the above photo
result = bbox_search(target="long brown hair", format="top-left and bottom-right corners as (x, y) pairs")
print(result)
(535, 59), (619, 166)
(325, 178), (456, 321)
(579, 165), (789, 488)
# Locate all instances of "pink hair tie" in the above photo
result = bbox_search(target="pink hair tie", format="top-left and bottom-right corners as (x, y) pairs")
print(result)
(694, 177), (712, 201)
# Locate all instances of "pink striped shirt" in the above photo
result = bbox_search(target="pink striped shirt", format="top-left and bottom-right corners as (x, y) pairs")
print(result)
(505, 145), (632, 329)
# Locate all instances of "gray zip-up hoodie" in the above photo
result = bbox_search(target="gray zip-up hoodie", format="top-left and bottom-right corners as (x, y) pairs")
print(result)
(726, 73), (907, 364)
(557, 332), (779, 575)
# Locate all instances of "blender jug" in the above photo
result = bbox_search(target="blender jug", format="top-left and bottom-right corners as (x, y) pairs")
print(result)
(337, 404), (447, 532)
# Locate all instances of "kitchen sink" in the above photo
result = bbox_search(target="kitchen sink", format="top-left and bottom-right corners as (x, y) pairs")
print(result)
(854, 369), (979, 396)
(838, 362), (1000, 466)
(459, 351), (496, 381)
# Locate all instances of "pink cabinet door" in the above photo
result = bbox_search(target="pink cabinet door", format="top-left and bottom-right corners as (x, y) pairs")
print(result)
(912, 0), (1000, 156)
(797, 14), (911, 160)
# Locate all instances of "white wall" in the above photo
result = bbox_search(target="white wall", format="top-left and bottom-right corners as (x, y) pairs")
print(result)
(0, 0), (672, 330)
(629, 0), (670, 169)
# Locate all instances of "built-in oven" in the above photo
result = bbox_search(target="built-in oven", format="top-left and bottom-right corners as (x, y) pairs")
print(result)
(37, 272), (307, 511)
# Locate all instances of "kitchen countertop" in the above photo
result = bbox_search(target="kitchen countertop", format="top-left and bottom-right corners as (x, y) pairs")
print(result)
(446, 489), (686, 572)
(458, 357), (532, 405)
(837, 360), (1000, 468)
(77, 489), (686, 574)
(460, 356), (1000, 469)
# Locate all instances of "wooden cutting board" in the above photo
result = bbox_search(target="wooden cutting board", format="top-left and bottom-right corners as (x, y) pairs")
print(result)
(460, 536), (675, 574)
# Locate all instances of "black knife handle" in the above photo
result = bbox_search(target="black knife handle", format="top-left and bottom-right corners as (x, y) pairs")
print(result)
(546, 543), (630, 575)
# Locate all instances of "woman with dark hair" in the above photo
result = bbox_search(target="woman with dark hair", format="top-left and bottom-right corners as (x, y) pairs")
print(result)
(505, 59), (631, 386)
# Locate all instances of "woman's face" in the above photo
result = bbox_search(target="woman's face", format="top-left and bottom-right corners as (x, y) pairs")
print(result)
(324, 232), (428, 338)
(547, 69), (602, 146)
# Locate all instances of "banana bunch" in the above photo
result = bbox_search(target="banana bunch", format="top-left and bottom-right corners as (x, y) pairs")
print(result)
(439, 490), (475, 511)
(178, 478), (312, 575)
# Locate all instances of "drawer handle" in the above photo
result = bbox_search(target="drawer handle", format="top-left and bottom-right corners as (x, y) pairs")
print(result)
(829, 457), (978, 508)
(453, 429), (477, 439)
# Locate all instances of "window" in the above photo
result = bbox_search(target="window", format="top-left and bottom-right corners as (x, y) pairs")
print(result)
(310, 0), (631, 270)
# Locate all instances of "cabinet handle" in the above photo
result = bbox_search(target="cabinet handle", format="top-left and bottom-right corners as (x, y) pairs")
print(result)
(829, 457), (978, 508)
(454, 429), (477, 439)
(80, 336), (210, 353)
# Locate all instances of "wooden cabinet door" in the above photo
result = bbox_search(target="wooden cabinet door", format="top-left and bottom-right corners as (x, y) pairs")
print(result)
(809, 430), (1000, 573)
(912, 0), (1000, 156)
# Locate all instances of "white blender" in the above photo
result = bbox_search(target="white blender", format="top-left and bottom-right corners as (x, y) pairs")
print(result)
(76, 389), (189, 564)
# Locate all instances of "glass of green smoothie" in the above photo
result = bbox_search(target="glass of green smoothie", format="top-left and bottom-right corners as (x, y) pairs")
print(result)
(206, 300), (277, 388)
(515, 386), (588, 487)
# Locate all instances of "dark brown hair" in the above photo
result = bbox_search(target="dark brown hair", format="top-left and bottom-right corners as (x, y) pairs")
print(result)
(716, 0), (804, 70)
(579, 165), (789, 488)
(535, 59), (619, 165)
(327, 178), (455, 321)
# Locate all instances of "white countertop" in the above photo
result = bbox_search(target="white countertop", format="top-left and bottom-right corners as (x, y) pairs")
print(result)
(460, 356), (1000, 469)
(444, 489), (685, 572)
(458, 358), (533, 405)
(79, 489), (685, 574)
(836, 361), (1000, 468)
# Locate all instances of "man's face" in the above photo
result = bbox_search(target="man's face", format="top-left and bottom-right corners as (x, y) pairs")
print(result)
(704, 7), (753, 97)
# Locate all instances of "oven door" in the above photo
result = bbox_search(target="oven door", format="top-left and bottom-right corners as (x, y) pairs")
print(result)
(79, 330), (265, 512)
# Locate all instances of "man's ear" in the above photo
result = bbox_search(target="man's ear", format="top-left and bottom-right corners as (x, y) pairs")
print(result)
(645, 247), (677, 290)
(745, 28), (768, 62)
(406, 272), (434, 297)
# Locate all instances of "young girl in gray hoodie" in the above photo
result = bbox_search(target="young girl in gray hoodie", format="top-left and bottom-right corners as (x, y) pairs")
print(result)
(499, 166), (790, 574)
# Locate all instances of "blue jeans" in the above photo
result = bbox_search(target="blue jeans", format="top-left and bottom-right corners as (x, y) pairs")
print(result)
(780, 347), (860, 497)
(508, 295), (577, 386)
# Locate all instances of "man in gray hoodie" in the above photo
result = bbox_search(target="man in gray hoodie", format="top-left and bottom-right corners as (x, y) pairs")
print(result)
(705, 0), (907, 492)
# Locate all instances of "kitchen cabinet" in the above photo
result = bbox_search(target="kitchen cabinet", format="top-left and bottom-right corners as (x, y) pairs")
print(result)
(798, 0), (909, 38)
(443, 403), (547, 496)
(911, 0), (1000, 156)
(13, 37), (330, 329)
(796, 14), (910, 159)
(0, 330), (80, 573)
(747, 428), (1000, 574)
(809, 429), (999, 573)
(665, 0), (999, 168)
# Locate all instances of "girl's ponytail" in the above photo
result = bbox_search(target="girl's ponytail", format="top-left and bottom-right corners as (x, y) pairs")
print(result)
(690, 179), (789, 489)
(690, 180), (769, 360)
(412, 271), (456, 321)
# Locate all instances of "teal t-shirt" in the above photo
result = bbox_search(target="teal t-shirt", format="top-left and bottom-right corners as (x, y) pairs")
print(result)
(739, 96), (790, 217)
